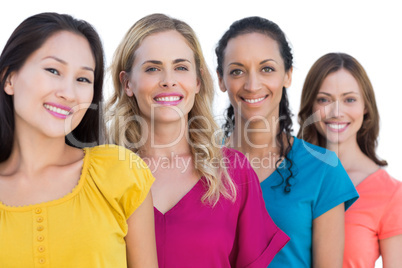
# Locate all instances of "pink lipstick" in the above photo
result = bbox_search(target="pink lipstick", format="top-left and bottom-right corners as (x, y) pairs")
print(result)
(43, 102), (72, 119)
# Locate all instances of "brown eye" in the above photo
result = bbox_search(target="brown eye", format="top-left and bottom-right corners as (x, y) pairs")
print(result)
(262, 66), (274, 73)
(230, 69), (243, 76)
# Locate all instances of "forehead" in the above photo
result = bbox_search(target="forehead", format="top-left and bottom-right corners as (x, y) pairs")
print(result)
(135, 30), (195, 61)
(319, 69), (361, 94)
(26, 31), (95, 68)
(224, 32), (282, 62)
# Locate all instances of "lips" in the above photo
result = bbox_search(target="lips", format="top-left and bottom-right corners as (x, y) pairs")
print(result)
(241, 95), (268, 104)
(154, 93), (183, 106)
(44, 103), (72, 119)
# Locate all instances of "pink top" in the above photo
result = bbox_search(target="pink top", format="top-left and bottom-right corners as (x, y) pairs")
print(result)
(154, 148), (289, 268)
(343, 169), (402, 267)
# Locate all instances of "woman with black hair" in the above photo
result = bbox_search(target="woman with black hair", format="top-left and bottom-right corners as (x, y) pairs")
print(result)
(215, 16), (359, 267)
(0, 12), (157, 267)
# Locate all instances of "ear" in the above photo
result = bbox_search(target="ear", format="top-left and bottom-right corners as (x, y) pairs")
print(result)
(195, 68), (202, 94)
(217, 71), (227, 93)
(119, 71), (133, 97)
(284, 67), (293, 88)
(4, 72), (15, 96)
(195, 77), (201, 94)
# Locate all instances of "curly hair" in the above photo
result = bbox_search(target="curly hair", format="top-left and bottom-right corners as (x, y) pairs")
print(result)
(215, 16), (294, 193)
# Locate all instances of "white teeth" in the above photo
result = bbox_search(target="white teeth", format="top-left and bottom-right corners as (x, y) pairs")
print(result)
(44, 104), (71, 115)
(155, 96), (181, 102)
(243, 96), (266, 103)
(327, 123), (347, 129)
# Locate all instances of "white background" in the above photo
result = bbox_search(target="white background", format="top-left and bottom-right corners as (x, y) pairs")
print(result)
(2, 1), (401, 266)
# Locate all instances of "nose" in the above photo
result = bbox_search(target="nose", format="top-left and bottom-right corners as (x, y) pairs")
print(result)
(244, 71), (261, 92)
(325, 100), (342, 119)
(55, 78), (75, 101)
(160, 70), (177, 88)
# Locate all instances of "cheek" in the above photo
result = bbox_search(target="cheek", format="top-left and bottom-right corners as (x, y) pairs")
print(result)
(79, 87), (95, 106)
(352, 106), (366, 125)
(224, 80), (240, 101)
(311, 105), (327, 131)
(263, 75), (285, 93)
(131, 75), (154, 96)
(312, 104), (326, 120)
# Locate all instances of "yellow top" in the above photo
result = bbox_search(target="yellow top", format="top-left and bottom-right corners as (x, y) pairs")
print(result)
(0, 145), (154, 268)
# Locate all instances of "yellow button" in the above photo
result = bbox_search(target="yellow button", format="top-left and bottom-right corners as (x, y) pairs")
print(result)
(35, 208), (42, 214)
(37, 235), (44, 242)
(36, 216), (44, 223)
(37, 225), (44, 231)
(38, 258), (46, 264)
(38, 246), (45, 252)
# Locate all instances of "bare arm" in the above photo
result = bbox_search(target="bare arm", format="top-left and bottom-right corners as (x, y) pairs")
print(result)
(380, 234), (402, 268)
(312, 203), (345, 268)
(126, 192), (158, 268)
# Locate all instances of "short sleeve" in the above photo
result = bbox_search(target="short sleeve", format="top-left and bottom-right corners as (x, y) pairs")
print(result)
(86, 145), (155, 229)
(378, 176), (402, 239)
(313, 152), (359, 219)
(229, 151), (289, 268)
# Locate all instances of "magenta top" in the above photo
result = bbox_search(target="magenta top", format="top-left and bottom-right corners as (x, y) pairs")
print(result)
(154, 148), (289, 268)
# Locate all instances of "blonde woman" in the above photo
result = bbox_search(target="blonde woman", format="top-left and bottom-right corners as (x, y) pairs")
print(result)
(107, 13), (289, 268)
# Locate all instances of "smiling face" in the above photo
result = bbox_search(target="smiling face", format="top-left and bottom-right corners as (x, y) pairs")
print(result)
(218, 32), (292, 124)
(122, 30), (200, 125)
(4, 31), (95, 139)
(312, 68), (366, 146)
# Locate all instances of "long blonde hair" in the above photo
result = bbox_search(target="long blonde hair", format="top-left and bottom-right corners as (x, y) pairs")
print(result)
(106, 13), (236, 205)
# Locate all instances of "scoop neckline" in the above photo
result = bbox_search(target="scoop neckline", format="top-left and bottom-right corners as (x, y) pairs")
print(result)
(354, 168), (383, 189)
(0, 148), (90, 211)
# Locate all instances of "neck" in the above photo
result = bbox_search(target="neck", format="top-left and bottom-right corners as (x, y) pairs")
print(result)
(230, 116), (281, 158)
(327, 138), (362, 170)
(3, 128), (71, 176)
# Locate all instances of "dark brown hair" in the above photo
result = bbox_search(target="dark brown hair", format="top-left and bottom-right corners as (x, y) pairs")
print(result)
(0, 12), (105, 162)
(215, 16), (295, 192)
(297, 52), (387, 166)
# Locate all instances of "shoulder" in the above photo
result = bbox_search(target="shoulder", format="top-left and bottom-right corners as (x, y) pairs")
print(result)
(369, 169), (402, 193)
(84, 144), (148, 171)
(289, 138), (358, 211)
(83, 145), (154, 219)
(221, 147), (252, 174)
(290, 137), (341, 171)
(85, 144), (143, 162)
(221, 147), (259, 186)
(83, 144), (153, 188)
(222, 146), (248, 164)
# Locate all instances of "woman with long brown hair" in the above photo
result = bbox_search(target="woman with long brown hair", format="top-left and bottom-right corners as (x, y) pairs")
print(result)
(298, 52), (402, 267)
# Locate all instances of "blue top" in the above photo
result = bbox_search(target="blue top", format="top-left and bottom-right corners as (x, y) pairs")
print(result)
(261, 137), (359, 268)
